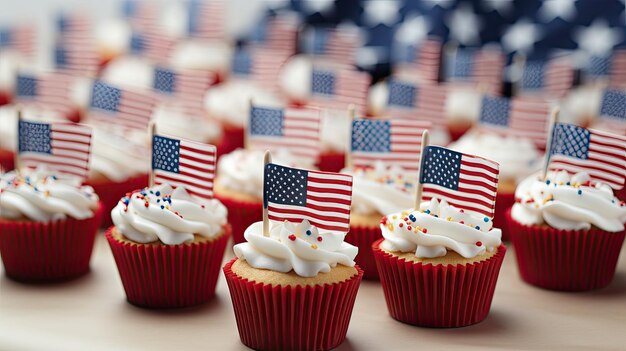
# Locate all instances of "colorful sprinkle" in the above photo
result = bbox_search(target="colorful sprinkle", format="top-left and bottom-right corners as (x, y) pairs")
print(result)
(422, 228), (427, 234)
(160, 205), (165, 209)
(306, 230), (312, 236)
(409, 214), (416, 222)
(311, 244), (318, 250)
(288, 234), (297, 241)
(387, 223), (394, 231)
(407, 226), (412, 230)
(155, 191), (160, 196)
(546, 180), (551, 185)
(446, 216), (452, 221)
(483, 217), (489, 222)
(475, 226), (480, 230)
(476, 241), (482, 247)
(317, 236), (323, 242)
(398, 222), (404, 228)
(425, 209), (431, 214)
(577, 190), (582, 195)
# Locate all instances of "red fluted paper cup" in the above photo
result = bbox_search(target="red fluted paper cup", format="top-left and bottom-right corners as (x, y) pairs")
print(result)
(215, 123), (244, 159)
(214, 194), (262, 245)
(0, 148), (15, 172)
(0, 203), (104, 282)
(346, 224), (383, 280)
(224, 259), (363, 351)
(506, 208), (625, 291)
(373, 239), (506, 328)
(105, 224), (231, 309)
(0, 90), (11, 106)
(318, 151), (345, 173)
(616, 187), (626, 202)
(494, 191), (515, 241)
(85, 173), (149, 228)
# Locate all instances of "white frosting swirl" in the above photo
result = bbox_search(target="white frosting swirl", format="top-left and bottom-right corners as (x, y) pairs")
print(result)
(170, 41), (232, 73)
(0, 105), (65, 150)
(216, 148), (315, 199)
(204, 80), (283, 126)
(0, 168), (99, 221)
(449, 131), (542, 182)
(234, 220), (358, 277)
(381, 198), (502, 259)
(111, 184), (228, 245)
(100, 56), (155, 91)
(95, 18), (132, 58)
(320, 108), (350, 152)
(445, 87), (483, 122)
(89, 127), (150, 181)
(280, 55), (312, 103)
(152, 104), (223, 143)
(343, 163), (415, 216)
(511, 171), (626, 232)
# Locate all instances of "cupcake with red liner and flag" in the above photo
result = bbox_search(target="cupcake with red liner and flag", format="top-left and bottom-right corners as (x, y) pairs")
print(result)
(342, 118), (429, 279)
(508, 122), (626, 291)
(225, 155), (362, 351)
(106, 130), (230, 308)
(214, 104), (320, 244)
(0, 119), (103, 282)
(280, 55), (370, 172)
(373, 138), (506, 328)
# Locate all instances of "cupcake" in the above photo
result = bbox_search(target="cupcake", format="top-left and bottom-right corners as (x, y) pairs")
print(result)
(450, 131), (542, 239)
(106, 183), (230, 308)
(508, 171), (626, 291)
(0, 168), (103, 282)
(94, 18), (133, 66)
(225, 219), (362, 350)
(343, 163), (415, 279)
(213, 148), (314, 244)
(99, 56), (155, 91)
(373, 198), (506, 327)
(444, 87), (484, 140)
(152, 104), (223, 144)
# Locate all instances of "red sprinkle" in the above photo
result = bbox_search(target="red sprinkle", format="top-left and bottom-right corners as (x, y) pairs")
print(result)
(201, 205), (205, 209)
(422, 228), (427, 234)
(144, 202), (149, 208)
(317, 236), (323, 242)
(459, 209), (464, 213)
(407, 226), (412, 230)
(380, 216), (388, 225)
(460, 221), (464, 224)
(476, 241), (483, 247)
(404, 217), (409, 222)
(288, 234), (296, 241)
(398, 222), (403, 228)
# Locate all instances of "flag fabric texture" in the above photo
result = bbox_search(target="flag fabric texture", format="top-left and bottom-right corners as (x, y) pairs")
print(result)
(153, 66), (215, 116)
(88, 81), (156, 131)
(152, 134), (217, 200)
(0, 25), (36, 58)
(18, 120), (92, 179)
(385, 79), (447, 127)
(310, 66), (370, 114)
(264, 163), (353, 232)
(518, 57), (574, 99)
(445, 47), (504, 95)
(420, 145), (499, 218)
(15, 73), (75, 118)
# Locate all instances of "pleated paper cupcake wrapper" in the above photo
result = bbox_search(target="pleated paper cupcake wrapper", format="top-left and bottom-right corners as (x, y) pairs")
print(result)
(318, 151), (345, 173)
(506, 209), (626, 292)
(0, 203), (104, 282)
(215, 124), (244, 159)
(494, 191), (515, 241)
(0, 148), (15, 173)
(373, 239), (506, 328)
(346, 223), (383, 280)
(616, 187), (626, 202)
(223, 259), (363, 351)
(214, 194), (262, 245)
(86, 173), (149, 228)
(105, 225), (231, 309)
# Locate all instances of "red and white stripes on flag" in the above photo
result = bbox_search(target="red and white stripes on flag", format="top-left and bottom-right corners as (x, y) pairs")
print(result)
(123, 1), (159, 31)
(133, 29), (177, 64)
(248, 105), (321, 163)
(250, 48), (291, 94)
(263, 14), (298, 53)
(188, 0), (225, 41)
(1, 25), (37, 58)
(88, 81), (156, 131)
(350, 119), (430, 172)
(15, 72), (75, 119)
(323, 27), (362, 66)
(152, 134), (217, 199)
(385, 80), (448, 128)
(610, 50), (626, 89)
(310, 67), (370, 114)
(420, 146), (499, 218)
(413, 38), (442, 83)
(153, 66), (215, 117)
(18, 120), (92, 180)
(264, 163), (353, 232)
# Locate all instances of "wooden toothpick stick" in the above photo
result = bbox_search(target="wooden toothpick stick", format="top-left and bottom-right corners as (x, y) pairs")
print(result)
(15, 105), (23, 174)
(148, 121), (157, 187)
(262, 150), (272, 237)
(414, 129), (430, 210)
(541, 107), (560, 181)
(345, 104), (356, 170)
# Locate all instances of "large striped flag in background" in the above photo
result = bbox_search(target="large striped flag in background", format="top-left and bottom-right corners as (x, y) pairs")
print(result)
(248, 105), (321, 163)
(385, 79), (448, 127)
(548, 123), (626, 190)
(0, 25), (36, 58)
(519, 57), (574, 99)
(18, 120), (92, 179)
(310, 66), (370, 114)
(350, 118), (430, 172)
(152, 134), (217, 200)
(478, 96), (551, 148)
(264, 163), (353, 232)
(595, 89), (626, 135)
(88, 81), (156, 131)
(420, 146), (499, 218)
(445, 47), (504, 95)
(15, 73), (75, 118)
(153, 66), (215, 117)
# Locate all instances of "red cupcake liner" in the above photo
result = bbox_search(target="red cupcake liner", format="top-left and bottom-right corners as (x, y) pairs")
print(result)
(215, 124), (244, 159)
(0, 148), (15, 172)
(616, 187), (626, 202)
(223, 259), (363, 351)
(318, 151), (345, 173)
(494, 191), (515, 241)
(346, 223), (383, 280)
(373, 239), (506, 328)
(0, 90), (11, 106)
(85, 173), (149, 228)
(105, 224), (231, 309)
(0, 203), (104, 282)
(214, 193), (262, 245)
(506, 209), (625, 291)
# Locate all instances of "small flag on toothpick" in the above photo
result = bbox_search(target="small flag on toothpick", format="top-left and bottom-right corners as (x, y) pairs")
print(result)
(303, 26), (362, 65)
(248, 105), (321, 163)
(445, 47), (504, 95)
(518, 57), (574, 99)
(385, 79), (448, 128)
(231, 47), (290, 93)
(17, 119), (93, 180)
(88, 81), (156, 131)
(15, 73), (75, 119)
(153, 65), (215, 116)
(395, 37), (442, 84)
(310, 66), (370, 114)
(350, 118), (430, 172)
(0, 25), (36, 58)
(263, 163), (353, 232)
(186, 0), (225, 41)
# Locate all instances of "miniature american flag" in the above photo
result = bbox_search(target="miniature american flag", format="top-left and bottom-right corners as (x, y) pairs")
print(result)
(88, 81), (156, 131)
(0, 25), (36, 58)
(351, 119), (430, 172)
(187, 0), (224, 41)
(478, 96), (551, 148)
(609, 50), (626, 89)
(519, 58), (574, 99)
(55, 43), (100, 76)
(446, 48), (504, 95)
(152, 134), (217, 199)
(249, 13), (298, 53)
(231, 47), (289, 93)
(56, 13), (92, 42)
(130, 30), (177, 64)
(386, 79), (448, 127)
(18, 120), (92, 179)
(304, 27), (362, 65)
(15, 73), (75, 118)
(310, 67), (370, 114)
(249, 105), (321, 163)
(595, 89), (626, 135)
(420, 146), (499, 218)
(122, 0), (159, 30)
(264, 164), (353, 232)
(153, 66), (214, 116)
(548, 123), (626, 190)
(408, 38), (442, 83)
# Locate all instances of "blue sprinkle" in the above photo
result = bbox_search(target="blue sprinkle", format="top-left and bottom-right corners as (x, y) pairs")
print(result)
(475, 226), (480, 230)
(51, 175), (57, 180)
(160, 205), (164, 209)
(409, 214), (416, 222)
(566, 182), (571, 186)
(149, 190), (154, 194)
(425, 209), (431, 214)
(434, 214), (438, 218)
(546, 180), (551, 185)
(157, 199), (160, 203)
(483, 217), (489, 222)
(577, 190), (582, 195)
(306, 230), (312, 236)
(155, 191), (161, 196)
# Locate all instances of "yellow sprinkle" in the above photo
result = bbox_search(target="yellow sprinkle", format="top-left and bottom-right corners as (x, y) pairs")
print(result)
(401, 211), (409, 217)
(392, 215), (397, 220)
(446, 216), (452, 221)
(387, 223), (394, 231)
(413, 229), (418, 234)
(44, 191), (50, 198)
(559, 182), (564, 185)
(311, 244), (318, 250)
(415, 226), (421, 231)
(534, 204), (539, 209)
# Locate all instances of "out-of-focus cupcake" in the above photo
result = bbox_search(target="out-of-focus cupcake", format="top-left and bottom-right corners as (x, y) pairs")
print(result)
(94, 18), (133, 67)
(169, 40), (233, 83)
(0, 168), (103, 282)
(373, 198), (506, 327)
(100, 56), (155, 91)
(152, 104), (223, 144)
(106, 183), (230, 308)
(560, 85), (604, 128)
(445, 87), (483, 140)
(508, 171), (626, 291)
(450, 131), (542, 239)
(213, 148), (315, 244)
(225, 219), (362, 350)
(343, 163), (415, 279)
